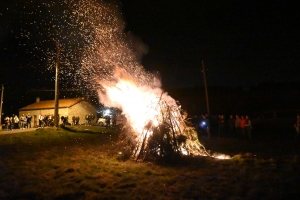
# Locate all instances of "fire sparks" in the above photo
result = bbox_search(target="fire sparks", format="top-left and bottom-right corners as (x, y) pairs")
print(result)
(13, 0), (230, 160)
(70, 0), (211, 159)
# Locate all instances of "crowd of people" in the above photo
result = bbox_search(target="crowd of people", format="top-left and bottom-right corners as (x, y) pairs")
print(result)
(84, 114), (95, 126)
(3, 111), (299, 140)
(194, 113), (300, 140)
(104, 115), (117, 129)
(2, 113), (102, 130)
(194, 114), (254, 140)
(3, 113), (32, 130)
(38, 114), (56, 128)
(96, 115), (118, 129)
(3, 113), (80, 130)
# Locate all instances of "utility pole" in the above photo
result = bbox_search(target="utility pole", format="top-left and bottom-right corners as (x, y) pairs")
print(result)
(202, 60), (210, 116)
(0, 84), (3, 130)
(54, 43), (60, 127)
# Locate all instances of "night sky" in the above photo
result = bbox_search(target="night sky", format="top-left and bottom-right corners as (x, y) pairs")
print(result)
(0, 0), (299, 115)
(121, 1), (299, 88)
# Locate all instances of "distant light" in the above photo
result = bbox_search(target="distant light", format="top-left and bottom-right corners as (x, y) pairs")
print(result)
(104, 109), (111, 116)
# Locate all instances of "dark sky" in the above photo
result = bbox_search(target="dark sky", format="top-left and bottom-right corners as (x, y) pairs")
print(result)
(120, 0), (299, 88)
(0, 0), (299, 115)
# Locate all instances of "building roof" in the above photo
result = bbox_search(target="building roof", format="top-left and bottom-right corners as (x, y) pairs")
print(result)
(19, 98), (84, 111)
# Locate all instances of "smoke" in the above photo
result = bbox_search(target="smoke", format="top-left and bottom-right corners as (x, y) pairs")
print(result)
(126, 33), (149, 61)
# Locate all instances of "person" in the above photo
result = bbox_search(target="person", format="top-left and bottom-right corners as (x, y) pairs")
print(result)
(91, 114), (95, 125)
(4, 116), (10, 131)
(201, 114), (211, 139)
(75, 116), (80, 125)
(10, 115), (14, 130)
(44, 115), (49, 127)
(217, 115), (225, 138)
(72, 116), (76, 126)
(26, 113), (32, 128)
(112, 115), (117, 128)
(294, 114), (300, 140)
(65, 116), (69, 125)
(244, 115), (252, 140)
(14, 114), (19, 129)
(38, 114), (43, 127)
(85, 114), (89, 126)
(48, 114), (53, 126)
(235, 115), (241, 138)
(239, 115), (246, 139)
(61, 116), (67, 126)
(20, 114), (27, 130)
(105, 115), (111, 129)
(227, 115), (235, 138)
(39, 114), (45, 128)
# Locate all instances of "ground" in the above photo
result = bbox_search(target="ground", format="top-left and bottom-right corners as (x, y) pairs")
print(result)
(0, 126), (299, 199)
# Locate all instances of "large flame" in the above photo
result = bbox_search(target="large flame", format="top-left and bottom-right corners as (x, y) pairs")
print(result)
(102, 79), (164, 131)
(97, 67), (180, 145)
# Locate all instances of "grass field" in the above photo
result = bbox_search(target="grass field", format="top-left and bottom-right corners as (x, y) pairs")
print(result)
(0, 126), (299, 199)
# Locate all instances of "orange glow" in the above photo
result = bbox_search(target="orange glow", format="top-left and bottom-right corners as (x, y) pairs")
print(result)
(97, 75), (231, 159)
(212, 153), (231, 159)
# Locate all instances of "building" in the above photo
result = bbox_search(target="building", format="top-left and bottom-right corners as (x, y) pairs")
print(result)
(19, 97), (97, 127)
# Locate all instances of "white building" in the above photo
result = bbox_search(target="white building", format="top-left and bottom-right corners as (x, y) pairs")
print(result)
(19, 97), (97, 127)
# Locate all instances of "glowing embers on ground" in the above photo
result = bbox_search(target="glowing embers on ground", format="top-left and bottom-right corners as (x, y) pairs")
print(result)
(211, 153), (231, 160)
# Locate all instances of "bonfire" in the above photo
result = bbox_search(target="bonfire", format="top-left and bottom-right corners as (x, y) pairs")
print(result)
(111, 90), (210, 162)
(136, 104), (209, 161)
